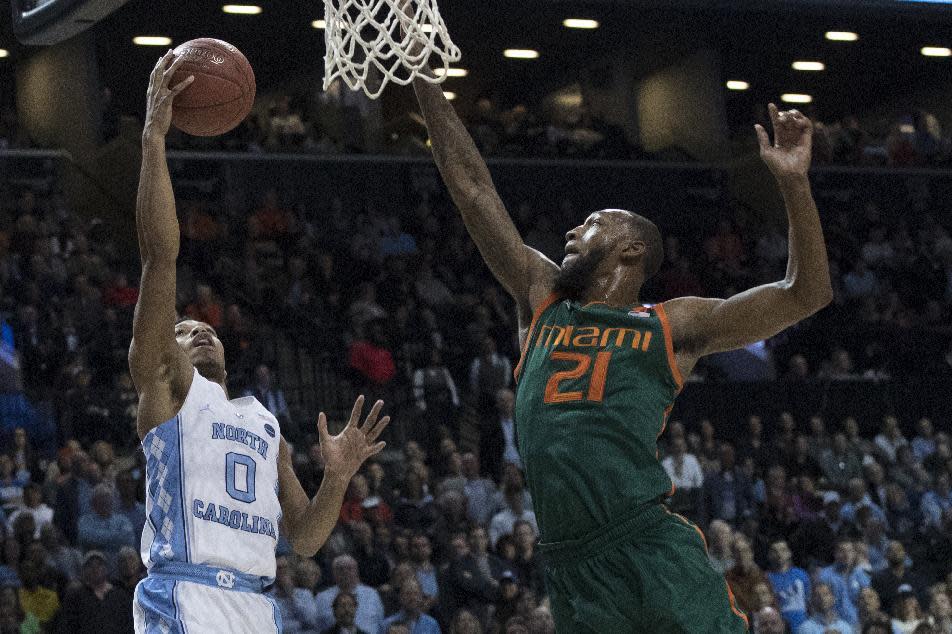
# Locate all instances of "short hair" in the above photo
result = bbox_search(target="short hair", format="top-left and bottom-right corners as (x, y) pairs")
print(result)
(625, 212), (663, 279)
(333, 591), (357, 609)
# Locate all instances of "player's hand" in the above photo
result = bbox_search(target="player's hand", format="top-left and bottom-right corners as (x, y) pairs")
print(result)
(755, 103), (813, 182)
(143, 50), (194, 142)
(318, 395), (389, 481)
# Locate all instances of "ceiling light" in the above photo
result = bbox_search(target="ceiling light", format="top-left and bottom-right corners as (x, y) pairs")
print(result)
(726, 80), (749, 91)
(899, 124), (915, 134)
(433, 68), (468, 77)
(222, 5), (261, 14)
(825, 31), (858, 42)
(921, 46), (952, 57)
(312, 19), (326, 29)
(781, 93), (813, 104)
(563, 19), (599, 29)
(0, 49), (8, 58)
(133, 36), (173, 46)
(504, 49), (539, 59)
(792, 61), (825, 71)
(443, 92), (457, 100)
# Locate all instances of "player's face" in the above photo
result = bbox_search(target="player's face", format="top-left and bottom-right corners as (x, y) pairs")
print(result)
(563, 209), (633, 267)
(175, 320), (226, 370)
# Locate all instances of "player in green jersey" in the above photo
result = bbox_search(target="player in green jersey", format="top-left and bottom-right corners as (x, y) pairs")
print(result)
(413, 72), (831, 632)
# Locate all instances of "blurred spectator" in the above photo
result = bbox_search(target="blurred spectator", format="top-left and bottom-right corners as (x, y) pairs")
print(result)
(927, 587), (952, 634)
(269, 555), (320, 634)
(0, 584), (42, 634)
(351, 521), (391, 588)
(58, 551), (134, 633)
(818, 539), (871, 628)
(348, 320), (397, 393)
(875, 417), (909, 464)
(469, 339), (512, 415)
(859, 587), (891, 630)
(872, 541), (927, 614)
(921, 473), (952, 531)
(0, 455), (28, 514)
(184, 283), (223, 329)
(706, 520), (736, 575)
(16, 559), (59, 628)
(797, 582), (852, 634)
(766, 540), (811, 632)
(412, 348), (459, 416)
(76, 484), (135, 568)
(114, 546), (144, 593)
(752, 606), (786, 634)
(409, 533), (438, 612)
(725, 534), (770, 615)
(8, 428), (38, 480)
(243, 364), (295, 437)
(480, 389), (521, 483)
(911, 419), (937, 463)
(662, 436), (704, 522)
(324, 590), (368, 634)
(378, 577), (440, 634)
(489, 487), (538, 549)
(315, 555), (385, 634)
(6, 483), (52, 540)
(842, 478), (888, 528)
(461, 453), (496, 528)
(703, 443), (754, 525)
(892, 592), (927, 634)
(821, 434), (865, 492)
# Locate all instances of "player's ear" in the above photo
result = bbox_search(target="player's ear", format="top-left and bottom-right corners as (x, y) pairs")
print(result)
(620, 239), (646, 263)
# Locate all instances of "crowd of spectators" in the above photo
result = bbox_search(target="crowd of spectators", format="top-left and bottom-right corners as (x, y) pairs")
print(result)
(2, 136), (952, 633)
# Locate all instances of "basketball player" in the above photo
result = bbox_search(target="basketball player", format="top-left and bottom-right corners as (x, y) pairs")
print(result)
(129, 50), (389, 633)
(412, 78), (831, 630)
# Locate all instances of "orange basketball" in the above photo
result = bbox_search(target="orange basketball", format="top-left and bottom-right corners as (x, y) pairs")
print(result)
(169, 38), (256, 137)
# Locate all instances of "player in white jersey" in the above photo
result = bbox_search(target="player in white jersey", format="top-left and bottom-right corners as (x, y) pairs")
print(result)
(128, 51), (390, 633)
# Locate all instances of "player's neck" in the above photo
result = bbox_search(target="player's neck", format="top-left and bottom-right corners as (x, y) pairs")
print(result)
(582, 271), (642, 308)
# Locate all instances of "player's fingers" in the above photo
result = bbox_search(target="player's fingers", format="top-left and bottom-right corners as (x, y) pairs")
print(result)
(359, 400), (384, 434)
(754, 124), (770, 153)
(347, 395), (366, 429)
(366, 416), (391, 443)
(317, 412), (329, 440)
(149, 51), (172, 87)
(163, 54), (188, 85)
(365, 441), (386, 458)
(170, 75), (195, 96)
(767, 102), (779, 129)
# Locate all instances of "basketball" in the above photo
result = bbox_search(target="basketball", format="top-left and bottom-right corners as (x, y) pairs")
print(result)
(169, 38), (255, 137)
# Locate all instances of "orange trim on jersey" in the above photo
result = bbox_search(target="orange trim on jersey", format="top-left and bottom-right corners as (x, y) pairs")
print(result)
(514, 292), (560, 382)
(653, 302), (684, 393)
(663, 507), (749, 627)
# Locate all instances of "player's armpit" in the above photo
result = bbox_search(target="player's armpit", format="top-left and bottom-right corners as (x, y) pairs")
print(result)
(664, 282), (831, 358)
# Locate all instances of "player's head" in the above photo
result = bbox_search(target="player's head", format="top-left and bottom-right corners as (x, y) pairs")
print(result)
(175, 318), (226, 383)
(555, 209), (663, 301)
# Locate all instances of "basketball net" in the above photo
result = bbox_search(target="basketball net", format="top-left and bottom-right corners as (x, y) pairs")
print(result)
(323, 0), (461, 99)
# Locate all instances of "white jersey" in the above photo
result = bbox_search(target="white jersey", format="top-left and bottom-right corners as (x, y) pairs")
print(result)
(140, 368), (282, 580)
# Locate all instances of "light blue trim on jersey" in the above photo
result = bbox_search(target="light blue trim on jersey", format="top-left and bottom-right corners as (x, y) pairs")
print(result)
(136, 576), (186, 634)
(150, 560), (271, 593)
(143, 415), (189, 566)
(176, 413), (191, 563)
(270, 594), (283, 633)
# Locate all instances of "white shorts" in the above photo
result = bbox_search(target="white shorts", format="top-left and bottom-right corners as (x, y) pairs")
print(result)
(134, 575), (282, 633)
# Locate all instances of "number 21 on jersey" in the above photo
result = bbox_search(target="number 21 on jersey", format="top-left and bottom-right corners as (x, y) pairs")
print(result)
(544, 351), (612, 404)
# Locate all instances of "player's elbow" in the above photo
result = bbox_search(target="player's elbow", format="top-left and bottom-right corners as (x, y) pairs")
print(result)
(289, 534), (320, 558)
(786, 280), (833, 316)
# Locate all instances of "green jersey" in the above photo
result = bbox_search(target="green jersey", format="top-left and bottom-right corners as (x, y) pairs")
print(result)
(513, 294), (684, 543)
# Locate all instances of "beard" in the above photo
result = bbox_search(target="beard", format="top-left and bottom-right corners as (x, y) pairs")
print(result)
(553, 245), (608, 302)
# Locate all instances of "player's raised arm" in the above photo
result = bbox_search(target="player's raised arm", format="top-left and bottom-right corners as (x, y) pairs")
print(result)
(665, 104), (833, 359)
(128, 51), (196, 433)
(277, 395), (389, 557)
(411, 77), (558, 314)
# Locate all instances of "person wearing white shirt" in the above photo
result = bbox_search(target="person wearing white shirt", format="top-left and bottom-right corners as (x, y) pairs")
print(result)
(7, 483), (53, 539)
(489, 487), (538, 548)
(662, 437), (704, 491)
(315, 556), (385, 634)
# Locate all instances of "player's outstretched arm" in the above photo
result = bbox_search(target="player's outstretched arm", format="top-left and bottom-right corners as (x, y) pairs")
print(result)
(278, 395), (389, 557)
(665, 104), (833, 358)
(412, 77), (558, 313)
(128, 51), (196, 434)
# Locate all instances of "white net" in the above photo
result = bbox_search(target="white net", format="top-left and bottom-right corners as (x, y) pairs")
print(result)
(323, 0), (462, 99)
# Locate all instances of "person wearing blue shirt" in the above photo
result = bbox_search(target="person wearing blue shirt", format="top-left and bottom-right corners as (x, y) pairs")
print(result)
(378, 578), (440, 634)
(817, 539), (870, 627)
(840, 478), (888, 529)
(315, 556), (385, 634)
(268, 556), (319, 633)
(796, 583), (852, 634)
(920, 472), (952, 530)
(766, 540), (811, 632)
(76, 484), (135, 571)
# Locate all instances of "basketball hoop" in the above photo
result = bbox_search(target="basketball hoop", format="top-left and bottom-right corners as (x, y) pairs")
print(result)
(323, 0), (461, 99)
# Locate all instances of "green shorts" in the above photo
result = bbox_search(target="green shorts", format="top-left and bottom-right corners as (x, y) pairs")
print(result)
(538, 502), (749, 633)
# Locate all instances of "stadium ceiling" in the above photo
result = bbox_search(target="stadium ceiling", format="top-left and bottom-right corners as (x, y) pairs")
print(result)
(3, 0), (952, 120)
